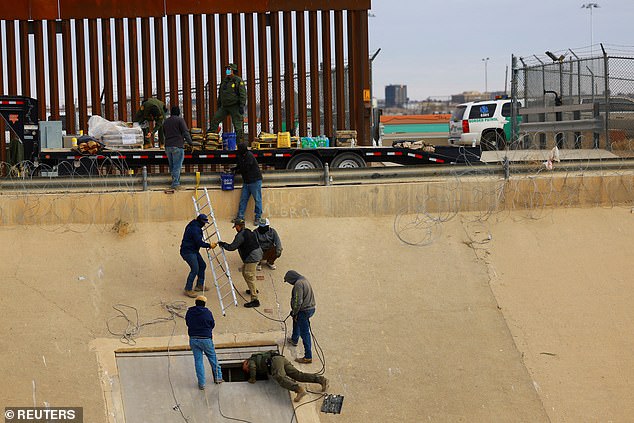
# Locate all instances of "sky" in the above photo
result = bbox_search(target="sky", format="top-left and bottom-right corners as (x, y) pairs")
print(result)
(369, 0), (634, 100)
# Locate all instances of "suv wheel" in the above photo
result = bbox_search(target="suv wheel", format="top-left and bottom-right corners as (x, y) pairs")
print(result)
(481, 131), (505, 151)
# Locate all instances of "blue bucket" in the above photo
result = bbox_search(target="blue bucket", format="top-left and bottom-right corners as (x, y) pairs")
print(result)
(220, 172), (234, 191)
(222, 132), (237, 150)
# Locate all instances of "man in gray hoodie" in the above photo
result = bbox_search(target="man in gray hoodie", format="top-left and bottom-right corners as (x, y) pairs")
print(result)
(284, 270), (316, 364)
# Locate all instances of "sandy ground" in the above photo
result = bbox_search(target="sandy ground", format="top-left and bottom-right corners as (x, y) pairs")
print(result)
(1, 207), (633, 422)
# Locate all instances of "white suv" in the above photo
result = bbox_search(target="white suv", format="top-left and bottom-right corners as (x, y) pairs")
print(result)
(448, 98), (521, 150)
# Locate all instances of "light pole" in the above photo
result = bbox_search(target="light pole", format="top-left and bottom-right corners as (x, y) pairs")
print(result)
(581, 3), (600, 55)
(482, 57), (489, 95)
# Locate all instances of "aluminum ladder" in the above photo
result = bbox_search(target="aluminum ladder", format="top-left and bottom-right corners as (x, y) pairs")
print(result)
(192, 187), (238, 315)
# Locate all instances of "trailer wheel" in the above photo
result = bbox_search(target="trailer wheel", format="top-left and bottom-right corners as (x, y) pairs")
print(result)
(286, 154), (323, 170)
(331, 153), (366, 168)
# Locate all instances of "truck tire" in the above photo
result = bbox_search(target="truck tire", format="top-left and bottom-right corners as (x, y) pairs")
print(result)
(286, 153), (323, 170)
(331, 152), (366, 168)
(481, 131), (505, 151)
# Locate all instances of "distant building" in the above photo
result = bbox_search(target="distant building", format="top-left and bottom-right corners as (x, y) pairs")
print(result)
(385, 85), (408, 108)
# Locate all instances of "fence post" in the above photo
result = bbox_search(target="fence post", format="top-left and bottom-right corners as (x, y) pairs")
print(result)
(602, 44), (610, 150)
(510, 55), (519, 147)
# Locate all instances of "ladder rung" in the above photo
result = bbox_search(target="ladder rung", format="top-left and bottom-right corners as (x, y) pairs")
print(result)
(220, 291), (235, 300)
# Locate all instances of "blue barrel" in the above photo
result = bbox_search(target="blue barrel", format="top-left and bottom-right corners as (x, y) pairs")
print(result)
(220, 172), (234, 191)
(222, 132), (237, 150)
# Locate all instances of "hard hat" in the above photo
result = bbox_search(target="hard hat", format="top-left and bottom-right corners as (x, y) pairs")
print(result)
(195, 295), (207, 303)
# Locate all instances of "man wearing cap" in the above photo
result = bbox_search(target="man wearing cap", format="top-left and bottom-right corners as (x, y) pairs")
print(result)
(242, 350), (329, 402)
(255, 218), (282, 270)
(209, 63), (247, 142)
(210, 218), (263, 308)
(180, 214), (212, 298)
(185, 295), (223, 390)
(134, 97), (168, 149)
(163, 105), (193, 190)
(285, 270), (316, 364)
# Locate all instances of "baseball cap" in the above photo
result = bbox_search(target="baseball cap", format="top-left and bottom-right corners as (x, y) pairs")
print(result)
(197, 214), (209, 223)
(232, 217), (245, 227)
(257, 218), (270, 227)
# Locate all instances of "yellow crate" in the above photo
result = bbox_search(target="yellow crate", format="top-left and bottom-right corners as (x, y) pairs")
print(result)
(277, 132), (291, 148)
(253, 141), (277, 150)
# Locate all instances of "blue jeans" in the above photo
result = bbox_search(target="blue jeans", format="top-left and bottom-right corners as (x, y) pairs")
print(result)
(166, 146), (184, 188)
(237, 179), (262, 221)
(190, 338), (222, 387)
(291, 308), (315, 359)
(181, 252), (206, 291)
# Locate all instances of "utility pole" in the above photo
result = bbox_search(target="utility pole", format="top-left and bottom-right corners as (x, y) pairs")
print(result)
(482, 57), (490, 95)
(581, 3), (600, 56)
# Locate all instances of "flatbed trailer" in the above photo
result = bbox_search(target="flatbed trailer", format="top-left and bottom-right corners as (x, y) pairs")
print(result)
(37, 145), (481, 172)
(1, 95), (481, 174)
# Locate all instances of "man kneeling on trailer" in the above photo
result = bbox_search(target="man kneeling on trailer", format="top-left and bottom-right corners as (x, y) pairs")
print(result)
(243, 350), (328, 402)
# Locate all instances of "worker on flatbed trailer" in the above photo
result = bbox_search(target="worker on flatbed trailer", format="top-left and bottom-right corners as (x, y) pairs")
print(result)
(135, 98), (168, 149)
(209, 63), (246, 142)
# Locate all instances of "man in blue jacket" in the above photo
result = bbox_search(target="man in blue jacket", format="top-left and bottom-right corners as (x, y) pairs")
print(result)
(180, 214), (212, 298)
(185, 295), (223, 389)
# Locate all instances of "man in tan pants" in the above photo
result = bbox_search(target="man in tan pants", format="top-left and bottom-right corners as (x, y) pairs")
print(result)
(243, 350), (328, 402)
(212, 218), (263, 308)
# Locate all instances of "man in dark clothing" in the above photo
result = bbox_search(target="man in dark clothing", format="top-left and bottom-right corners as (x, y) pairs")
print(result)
(211, 218), (263, 308)
(285, 270), (316, 364)
(180, 214), (212, 298)
(185, 295), (223, 390)
(209, 63), (247, 142)
(232, 142), (263, 226)
(243, 350), (328, 402)
(255, 218), (282, 270)
(164, 106), (193, 190)
(134, 98), (168, 149)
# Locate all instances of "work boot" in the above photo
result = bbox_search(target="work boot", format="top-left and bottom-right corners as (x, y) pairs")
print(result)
(198, 384), (205, 390)
(143, 142), (153, 149)
(320, 377), (330, 392)
(244, 299), (261, 308)
(184, 290), (197, 298)
(295, 357), (312, 364)
(294, 386), (307, 402)
(194, 284), (210, 291)
(256, 264), (262, 271)
(266, 262), (277, 270)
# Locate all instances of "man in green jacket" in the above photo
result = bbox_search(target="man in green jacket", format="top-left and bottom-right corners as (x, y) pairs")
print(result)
(243, 350), (328, 402)
(209, 63), (247, 142)
(134, 98), (168, 149)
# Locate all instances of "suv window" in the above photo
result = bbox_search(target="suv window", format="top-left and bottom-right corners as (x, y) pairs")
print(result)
(501, 102), (512, 117)
(469, 103), (496, 119)
(451, 105), (467, 121)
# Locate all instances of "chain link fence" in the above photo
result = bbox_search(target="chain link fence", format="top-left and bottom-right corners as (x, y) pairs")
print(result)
(511, 47), (634, 154)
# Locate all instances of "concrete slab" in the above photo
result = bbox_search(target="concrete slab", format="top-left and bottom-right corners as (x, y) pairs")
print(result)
(480, 148), (618, 163)
(1, 184), (633, 423)
(116, 351), (294, 423)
